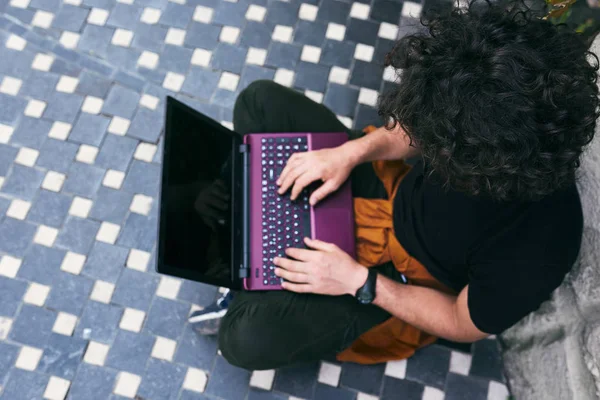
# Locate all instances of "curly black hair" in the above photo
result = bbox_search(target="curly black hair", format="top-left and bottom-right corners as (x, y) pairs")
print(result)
(379, 0), (600, 201)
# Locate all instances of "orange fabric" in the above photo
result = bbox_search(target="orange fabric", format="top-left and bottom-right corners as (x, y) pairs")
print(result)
(336, 126), (456, 365)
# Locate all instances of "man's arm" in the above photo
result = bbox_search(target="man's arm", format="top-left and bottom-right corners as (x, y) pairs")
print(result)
(373, 275), (489, 343)
(343, 124), (420, 166)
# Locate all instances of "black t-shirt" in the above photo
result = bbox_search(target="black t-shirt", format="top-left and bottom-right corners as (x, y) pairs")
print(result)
(393, 160), (583, 334)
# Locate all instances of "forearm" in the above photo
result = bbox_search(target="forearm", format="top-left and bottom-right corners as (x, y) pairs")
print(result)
(343, 125), (419, 166)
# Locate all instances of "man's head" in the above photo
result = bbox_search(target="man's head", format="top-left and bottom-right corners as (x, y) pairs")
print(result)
(379, 0), (599, 201)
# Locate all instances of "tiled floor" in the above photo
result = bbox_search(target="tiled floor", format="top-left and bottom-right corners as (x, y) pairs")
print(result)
(0, 0), (511, 398)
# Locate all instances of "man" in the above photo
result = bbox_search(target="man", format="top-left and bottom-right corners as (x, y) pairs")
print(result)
(189, 0), (599, 370)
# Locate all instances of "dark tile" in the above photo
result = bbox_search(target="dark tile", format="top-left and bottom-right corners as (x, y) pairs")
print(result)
(206, 355), (251, 400)
(212, 1), (247, 26)
(138, 67), (166, 86)
(4, 5), (34, 24)
(247, 389), (288, 400)
(94, 133), (138, 172)
(138, 359), (187, 400)
(44, 92), (84, 123)
(0, 143), (18, 175)
(122, 159), (160, 196)
(444, 373), (490, 400)
(321, 40), (355, 68)
(127, 107), (163, 142)
(405, 344), (451, 389)
(398, 16), (427, 39)
(0, 276), (27, 317)
(0, 47), (34, 78)
(470, 339), (505, 382)
(82, 0), (113, 8)
(323, 83), (359, 117)
(111, 267), (159, 310)
(102, 84), (142, 119)
(371, 0), (403, 24)
(265, 42), (302, 70)
(351, 61), (385, 90)
(107, 46), (142, 72)
(264, 0), (298, 27)
(30, 0), (60, 11)
(79, 24), (113, 58)
(144, 297), (189, 340)
(11, 116), (51, 149)
(46, 272), (94, 315)
(9, 304), (56, 347)
(0, 342), (20, 381)
(135, 0), (167, 8)
(68, 364), (117, 400)
(83, 241), (128, 283)
(381, 377), (424, 400)
(185, 22), (221, 50)
(50, 58), (83, 77)
(340, 362), (385, 395)
(69, 113), (110, 146)
(180, 391), (215, 400)
(211, 43), (247, 74)
(62, 162), (105, 198)
(90, 186), (133, 224)
(114, 70), (146, 92)
(1, 164), (45, 200)
(17, 244), (65, 285)
(132, 23), (168, 53)
(159, 2), (193, 28)
(177, 280), (218, 307)
(0, 197), (10, 218)
(314, 383), (356, 400)
(158, 44), (193, 74)
(316, 0), (351, 24)
(239, 65), (275, 91)
(55, 216), (101, 254)
(106, 3), (142, 28)
(74, 301), (123, 344)
(1, 369), (48, 399)
(53, 4), (89, 31)
(354, 105), (383, 129)
(105, 330), (155, 375)
(36, 139), (79, 174)
(0, 217), (36, 256)
(273, 361), (319, 399)
(374, 38), (396, 65)
(117, 212), (158, 252)
(294, 62), (329, 92)
(240, 21), (272, 49)
(181, 66), (220, 100)
(38, 333), (88, 379)
(19, 70), (59, 100)
(174, 324), (219, 370)
(345, 18), (380, 45)
(28, 190), (71, 228)
(212, 88), (238, 109)
(0, 93), (26, 125)
(293, 20), (327, 47)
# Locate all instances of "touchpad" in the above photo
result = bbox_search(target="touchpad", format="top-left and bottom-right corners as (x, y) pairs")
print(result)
(314, 209), (354, 255)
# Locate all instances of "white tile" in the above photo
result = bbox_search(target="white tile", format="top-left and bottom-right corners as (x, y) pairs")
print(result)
(127, 249), (151, 271)
(6, 34), (26, 50)
(88, 8), (109, 25)
(9, 0), (29, 8)
(357, 393), (379, 400)
(304, 90), (323, 104)
(354, 43), (374, 62)
(325, 23), (345, 41)
(0, 317), (13, 340)
(139, 94), (159, 110)
(55, 76), (78, 93)
(316, 362), (342, 387)
(42, 171), (66, 192)
(48, 121), (72, 140)
(249, 370), (275, 390)
(23, 282), (51, 306)
(32, 53), (54, 71)
(350, 2), (370, 20)
(15, 147), (39, 167)
(358, 87), (379, 107)
(218, 71), (239, 91)
(96, 222), (120, 244)
(383, 65), (397, 82)
(151, 336), (177, 361)
(90, 280), (115, 303)
(245, 4), (266, 21)
(43, 376), (71, 400)
(193, 5), (213, 23)
(298, 3), (317, 21)
(141, 7), (161, 24)
(422, 386), (445, 400)
(246, 47), (266, 66)
(165, 28), (186, 46)
(402, 1), (422, 17)
(487, 381), (510, 400)
(119, 308), (145, 332)
(59, 31), (80, 49)
(15, 346), (43, 371)
(378, 22), (399, 40)
(24, 99), (46, 118)
(32, 10), (54, 29)
(81, 96), (103, 114)
(384, 359), (407, 379)
(221, 121), (233, 130)
(7, 199), (31, 220)
(169, 0), (185, 4)
(76, 144), (98, 164)
(63, 0), (81, 5)
(0, 177), (4, 190)
(274, 69), (294, 87)
(103, 169), (125, 189)
(337, 115), (353, 129)
(83, 341), (109, 366)
(300, 45), (321, 63)
(191, 48), (211, 67)
(129, 194), (153, 215)
(34, 225), (59, 247)
(113, 372), (141, 398)
(219, 26), (240, 44)
(328, 66), (350, 85)
(272, 25), (293, 43)
(0, 76), (22, 96)
(0, 255), (22, 278)
(108, 116), (130, 136)
(0, 124), (14, 143)
(112, 29), (134, 47)
(183, 367), (208, 393)
(69, 196), (93, 218)
(156, 276), (181, 299)
(60, 251), (86, 275)
(52, 312), (78, 336)
(163, 71), (185, 92)
(117, 0), (134, 5)
(134, 142), (157, 161)
(449, 351), (472, 376)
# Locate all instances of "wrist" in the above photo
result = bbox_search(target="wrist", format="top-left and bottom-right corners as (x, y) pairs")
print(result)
(340, 140), (366, 167)
(347, 263), (369, 296)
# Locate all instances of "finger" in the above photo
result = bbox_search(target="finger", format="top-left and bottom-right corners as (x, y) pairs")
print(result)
(273, 256), (309, 273)
(276, 153), (303, 186)
(309, 180), (338, 206)
(304, 237), (337, 252)
(274, 268), (310, 283)
(290, 171), (319, 200)
(285, 247), (318, 262)
(278, 165), (307, 195)
(281, 281), (311, 293)
(205, 196), (229, 210)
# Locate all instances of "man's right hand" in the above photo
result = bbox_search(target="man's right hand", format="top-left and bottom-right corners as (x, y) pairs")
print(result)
(276, 145), (356, 205)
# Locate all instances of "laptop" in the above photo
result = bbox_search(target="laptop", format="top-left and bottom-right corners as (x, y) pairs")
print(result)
(156, 96), (356, 291)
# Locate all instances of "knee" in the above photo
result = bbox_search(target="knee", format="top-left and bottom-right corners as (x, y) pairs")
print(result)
(234, 80), (282, 114)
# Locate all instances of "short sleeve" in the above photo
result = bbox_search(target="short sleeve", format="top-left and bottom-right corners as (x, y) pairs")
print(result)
(467, 261), (569, 334)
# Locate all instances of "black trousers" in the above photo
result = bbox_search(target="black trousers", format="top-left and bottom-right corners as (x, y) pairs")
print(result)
(219, 81), (404, 370)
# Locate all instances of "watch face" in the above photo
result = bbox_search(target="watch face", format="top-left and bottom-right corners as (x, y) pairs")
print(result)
(358, 292), (374, 304)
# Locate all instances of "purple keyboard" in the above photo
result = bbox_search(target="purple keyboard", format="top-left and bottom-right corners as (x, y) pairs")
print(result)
(260, 136), (311, 286)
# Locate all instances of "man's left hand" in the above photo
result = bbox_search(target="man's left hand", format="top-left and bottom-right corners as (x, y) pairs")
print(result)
(273, 238), (368, 296)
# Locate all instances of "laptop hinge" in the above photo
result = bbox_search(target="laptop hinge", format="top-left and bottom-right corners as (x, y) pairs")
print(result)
(239, 144), (249, 153)
(239, 142), (250, 279)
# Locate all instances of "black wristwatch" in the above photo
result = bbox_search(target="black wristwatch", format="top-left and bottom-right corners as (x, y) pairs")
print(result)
(355, 268), (378, 304)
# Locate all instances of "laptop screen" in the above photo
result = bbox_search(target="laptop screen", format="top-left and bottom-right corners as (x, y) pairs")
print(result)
(158, 97), (242, 289)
